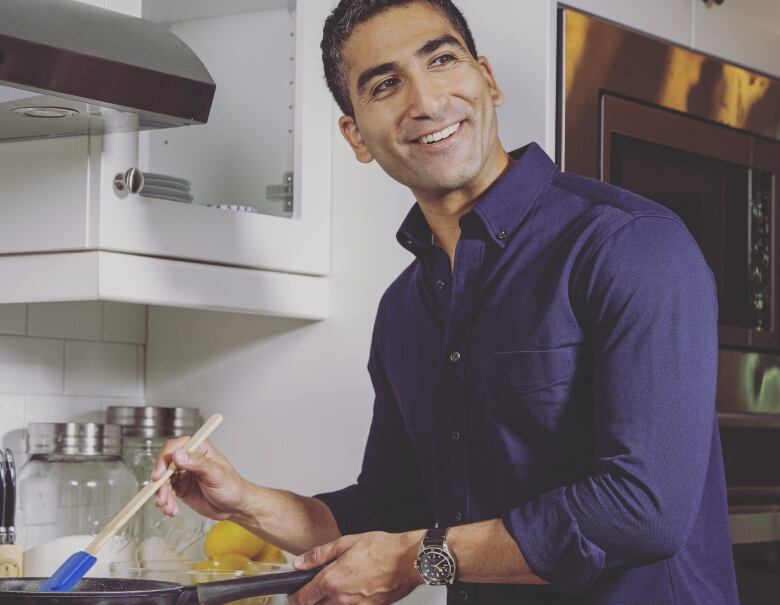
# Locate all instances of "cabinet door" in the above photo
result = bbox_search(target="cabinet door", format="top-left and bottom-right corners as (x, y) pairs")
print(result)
(560, 0), (693, 46)
(694, 0), (780, 77)
(97, 0), (334, 277)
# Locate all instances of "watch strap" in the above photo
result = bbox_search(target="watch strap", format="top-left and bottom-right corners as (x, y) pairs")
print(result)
(423, 527), (447, 546)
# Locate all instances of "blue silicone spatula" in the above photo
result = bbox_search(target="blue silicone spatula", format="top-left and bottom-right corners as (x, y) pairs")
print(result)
(38, 413), (224, 592)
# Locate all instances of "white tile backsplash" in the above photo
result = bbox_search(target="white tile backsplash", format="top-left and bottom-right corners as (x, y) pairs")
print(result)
(0, 304), (27, 335)
(102, 302), (146, 344)
(28, 301), (102, 341)
(0, 394), (25, 453)
(0, 303), (146, 453)
(24, 395), (105, 425)
(64, 341), (142, 398)
(0, 335), (64, 395)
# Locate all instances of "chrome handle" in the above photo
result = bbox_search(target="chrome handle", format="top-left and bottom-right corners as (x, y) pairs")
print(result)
(113, 167), (145, 195)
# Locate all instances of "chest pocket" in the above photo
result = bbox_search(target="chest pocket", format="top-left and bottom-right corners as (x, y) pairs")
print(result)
(486, 348), (577, 466)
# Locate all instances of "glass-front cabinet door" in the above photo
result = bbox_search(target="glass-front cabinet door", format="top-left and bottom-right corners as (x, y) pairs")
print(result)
(98, 0), (333, 276)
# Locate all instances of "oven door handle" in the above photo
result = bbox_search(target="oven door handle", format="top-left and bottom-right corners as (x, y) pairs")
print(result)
(729, 509), (780, 544)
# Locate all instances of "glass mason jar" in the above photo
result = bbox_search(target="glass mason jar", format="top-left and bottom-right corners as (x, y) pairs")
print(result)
(107, 406), (210, 561)
(18, 423), (139, 576)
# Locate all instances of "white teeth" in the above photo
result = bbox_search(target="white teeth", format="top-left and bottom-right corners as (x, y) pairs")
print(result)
(418, 122), (460, 144)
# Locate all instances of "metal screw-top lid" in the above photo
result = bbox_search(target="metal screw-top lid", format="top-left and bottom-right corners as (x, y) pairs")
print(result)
(26, 423), (123, 456)
(106, 406), (201, 439)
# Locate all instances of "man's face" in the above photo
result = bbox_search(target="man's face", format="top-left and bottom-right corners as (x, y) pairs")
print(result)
(338, 3), (505, 199)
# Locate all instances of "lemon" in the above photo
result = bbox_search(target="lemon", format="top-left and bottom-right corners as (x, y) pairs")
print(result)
(253, 543), (287, 564)
(204, 520), (265, 559)
(194, 553), (253, 571)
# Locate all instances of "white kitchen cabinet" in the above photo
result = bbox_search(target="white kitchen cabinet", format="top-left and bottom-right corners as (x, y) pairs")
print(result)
(559, 0), (694, 47)
(693, 0), (780, 78)
(0, 0), (334, 319)
(104, 0), (334, 277)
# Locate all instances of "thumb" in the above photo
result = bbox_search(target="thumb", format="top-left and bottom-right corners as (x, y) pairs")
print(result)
(173, 448), (224, 486)
(293, 536), (355, 570)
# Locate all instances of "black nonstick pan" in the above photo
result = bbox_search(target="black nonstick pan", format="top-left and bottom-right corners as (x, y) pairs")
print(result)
(0, 568), (318, 604)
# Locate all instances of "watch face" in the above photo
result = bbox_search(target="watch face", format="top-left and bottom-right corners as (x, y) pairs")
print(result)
(418, 547), (454, 585)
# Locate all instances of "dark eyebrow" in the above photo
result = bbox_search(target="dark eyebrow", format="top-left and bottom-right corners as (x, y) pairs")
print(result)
(356, 61), (400, 96)
(355, 34), (467, 96)
(414, 34), (466, 59)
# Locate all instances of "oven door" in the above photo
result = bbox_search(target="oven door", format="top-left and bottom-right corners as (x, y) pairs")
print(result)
(730, 507), (780, 604)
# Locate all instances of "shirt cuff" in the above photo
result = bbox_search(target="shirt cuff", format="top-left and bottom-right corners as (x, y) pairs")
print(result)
(313, 484), (379, 536)
(502, 486), (606, 595)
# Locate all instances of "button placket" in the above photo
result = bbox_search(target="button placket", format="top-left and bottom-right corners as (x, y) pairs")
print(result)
(439, 237), (484, 537)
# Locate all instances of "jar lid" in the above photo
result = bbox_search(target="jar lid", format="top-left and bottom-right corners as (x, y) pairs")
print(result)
(27, 423), (123, 456)
(106, 406), (201, 439)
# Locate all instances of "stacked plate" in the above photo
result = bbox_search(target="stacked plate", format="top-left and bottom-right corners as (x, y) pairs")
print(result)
(140, 172), (193, 203)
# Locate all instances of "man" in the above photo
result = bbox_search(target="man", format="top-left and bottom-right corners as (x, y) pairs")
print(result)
(153, 1), (739, 603)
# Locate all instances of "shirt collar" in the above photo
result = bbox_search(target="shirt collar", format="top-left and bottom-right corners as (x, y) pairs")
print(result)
(396, 142), (559, 255)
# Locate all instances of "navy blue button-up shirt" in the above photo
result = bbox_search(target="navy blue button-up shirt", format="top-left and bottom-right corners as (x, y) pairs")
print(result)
(316, 143), (738, 604)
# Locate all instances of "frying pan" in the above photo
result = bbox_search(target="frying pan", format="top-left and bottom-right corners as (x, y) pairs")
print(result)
(0, 568), (318, 604)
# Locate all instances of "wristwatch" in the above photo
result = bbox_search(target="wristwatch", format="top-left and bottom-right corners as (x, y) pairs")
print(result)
(414, 527), (457, 586)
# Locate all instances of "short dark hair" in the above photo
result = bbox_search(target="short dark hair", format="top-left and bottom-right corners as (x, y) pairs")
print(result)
(321, 0), (478, 117)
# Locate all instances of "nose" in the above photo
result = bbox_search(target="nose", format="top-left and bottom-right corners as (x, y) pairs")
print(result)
(405, 73), (446, 120)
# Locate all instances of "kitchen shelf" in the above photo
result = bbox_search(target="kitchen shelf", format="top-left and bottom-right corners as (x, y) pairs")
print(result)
(0, 251), (328, 320)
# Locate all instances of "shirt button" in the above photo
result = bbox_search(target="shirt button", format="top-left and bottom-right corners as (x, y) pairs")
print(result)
(449, 351), (461, 363)
(406, 239), (413, 246)
(496, 230), (508, 240)
(453, 511), (463, 522)
(436, 280), (446, 291)
(458, 589), (469, 601)
(450, 430), (461, 441)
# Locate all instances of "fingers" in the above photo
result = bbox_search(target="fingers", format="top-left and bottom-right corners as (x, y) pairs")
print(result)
(151, 436), (195, 516)
(289, 542), (342, 603)
(293, 535), (356, 570)
(154, 484), (178, 516)
(151, 436), (215, 481)
(171, 448), (227, 488)
(287, 567), (330, 605)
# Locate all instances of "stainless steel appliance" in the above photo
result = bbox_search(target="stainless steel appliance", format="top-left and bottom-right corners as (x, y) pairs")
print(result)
(721, 420), (780, 603)
(558, 7), (780, 350)
(558, 9), (780, 603)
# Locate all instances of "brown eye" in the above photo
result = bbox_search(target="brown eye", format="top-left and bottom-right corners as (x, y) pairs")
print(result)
(373, 77), (399, 95)
(431, 53), (455, 66)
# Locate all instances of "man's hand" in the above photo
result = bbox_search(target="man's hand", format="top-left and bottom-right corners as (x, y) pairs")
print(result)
(152, 437), (247, 520)
(289, 530), (425, 605)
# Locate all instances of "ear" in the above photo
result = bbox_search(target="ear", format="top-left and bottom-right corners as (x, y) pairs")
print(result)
(477, 56), (504, 108)
(339, 115), (374, 164)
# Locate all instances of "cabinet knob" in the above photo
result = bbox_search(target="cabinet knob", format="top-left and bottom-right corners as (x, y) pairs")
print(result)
(113, 168), (145, 195)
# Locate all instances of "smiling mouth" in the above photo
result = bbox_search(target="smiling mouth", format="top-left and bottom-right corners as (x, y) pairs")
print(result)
(416, 121), (461, 145)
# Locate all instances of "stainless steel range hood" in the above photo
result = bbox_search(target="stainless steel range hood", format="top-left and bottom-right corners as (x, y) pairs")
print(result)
(0, 0), (216, 142)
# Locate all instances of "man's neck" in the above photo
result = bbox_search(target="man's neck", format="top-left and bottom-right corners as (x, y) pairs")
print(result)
(417, 150), (514, 271)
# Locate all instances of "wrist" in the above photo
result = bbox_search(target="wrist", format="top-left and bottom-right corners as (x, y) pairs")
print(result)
(402, 529), (427, 587)
(413, 527), (458, 586)
(227, 478), (261, 526)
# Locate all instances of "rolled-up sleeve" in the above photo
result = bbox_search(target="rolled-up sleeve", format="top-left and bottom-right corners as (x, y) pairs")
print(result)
(314, 350), (434, 536)
(502, 216), (719, 594)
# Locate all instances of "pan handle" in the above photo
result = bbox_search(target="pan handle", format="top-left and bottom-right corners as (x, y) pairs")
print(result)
(195, 568), (321, 604)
